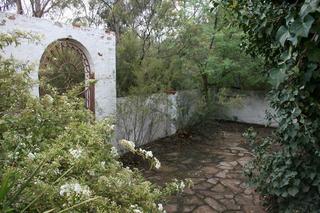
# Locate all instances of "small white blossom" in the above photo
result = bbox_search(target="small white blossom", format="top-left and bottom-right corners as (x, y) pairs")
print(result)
(157, 203), (166, 212)
(89, 170), (95, 176)
(119, 139), (136, 152)
(111, 146), (119, 157)
(130, 204), (143, 213)
(100, 161), (106, 168)
(53, 169), (61, 175)
(154, 158), (161, 169)
(68, 148), (83, 159)
(27, 152), (36, 160)
(145, 150), (153, 158)
(60, 182), (91, 198)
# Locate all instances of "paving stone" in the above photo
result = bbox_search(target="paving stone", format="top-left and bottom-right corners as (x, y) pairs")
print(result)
(218, 165), (233, 170)
(207, 178), (219, 185)
(239, 182), (248, 189)
(253, 194), (262, 205)
(224, 194), (235, 199)
(202, 166), (219, 175)
(198, 190), (224, 200)
(229, 161), (238, 166)
(218, 162), (232, 167)
(221, 179), (241, 186)
(183, 205), (196, 212)
(243, 205), (265, 213)
(211, 183), (226, 192)
(193, 182), (213, 190)
(184, 195), (203, 206)
(181, 158), (193, 164)
(221, 179), (242, 194)
(237, 157), (252, 167)
(183, 188), (195, 195)
(235, 194), (254, 206)
(244, 188), (254, 195)
(193, 205), (216, 213)
(166, 152), (180, 157)
(220, 199), (241, 211)
(134, 122), (268, 213)
(215, 170), (228, 178)
(204, 197), (226, 212)
(231, 147), (248, 152)
(190, 177), (206, 184)
(164, 204), (178, 213)
(231, 149), (238, 154)
(159, 165), (177, 173)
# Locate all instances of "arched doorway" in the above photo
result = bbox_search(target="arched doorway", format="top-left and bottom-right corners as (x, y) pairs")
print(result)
(39, 38), (95, 112)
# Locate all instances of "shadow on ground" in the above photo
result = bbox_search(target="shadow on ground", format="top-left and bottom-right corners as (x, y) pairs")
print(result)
(121, 120), (273, 213)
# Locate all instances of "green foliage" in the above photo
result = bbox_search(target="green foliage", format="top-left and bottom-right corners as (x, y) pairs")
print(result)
(218, 0), (320, 211)
(0, 33), (183, 212)
(98, 0), (268, 97)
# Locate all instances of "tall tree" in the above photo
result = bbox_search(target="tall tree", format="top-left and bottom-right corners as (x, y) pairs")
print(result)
(0, 0), (84, 17)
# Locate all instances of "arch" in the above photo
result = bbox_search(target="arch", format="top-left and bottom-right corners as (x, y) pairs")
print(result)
(39, 38), (95, 112)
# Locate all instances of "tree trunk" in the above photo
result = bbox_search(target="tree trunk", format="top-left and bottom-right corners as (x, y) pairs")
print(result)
(201, 72), (209, 104)
(33, 0), (42, 17)
(15, 0), (23, 14)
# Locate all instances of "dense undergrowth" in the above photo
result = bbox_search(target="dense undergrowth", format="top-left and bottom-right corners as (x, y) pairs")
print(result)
(218, 0), (320, 211)
(0, 32), (185, 212)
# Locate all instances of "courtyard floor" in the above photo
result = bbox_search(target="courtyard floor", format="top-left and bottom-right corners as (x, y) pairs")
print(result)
(122, 120), (273, 213)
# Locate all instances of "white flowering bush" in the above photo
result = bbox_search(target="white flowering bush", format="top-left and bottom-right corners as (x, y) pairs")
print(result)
(119, 139), (161, 169)
(0, 33), (186, 212)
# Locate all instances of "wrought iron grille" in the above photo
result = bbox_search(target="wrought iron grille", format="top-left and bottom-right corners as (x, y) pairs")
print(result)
(39, 39), (95, 112)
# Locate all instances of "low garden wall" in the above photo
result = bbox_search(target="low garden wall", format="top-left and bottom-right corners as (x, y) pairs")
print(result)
(115, 89), (276, 148)
(213, 90), (277, 127)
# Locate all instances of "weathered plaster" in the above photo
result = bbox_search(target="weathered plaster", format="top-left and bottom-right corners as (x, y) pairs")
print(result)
(0, 13), (116, 119)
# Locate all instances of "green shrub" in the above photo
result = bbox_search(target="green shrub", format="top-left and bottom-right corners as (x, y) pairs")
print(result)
(219, 0), (320, 211)
(0, 32), (184, 212)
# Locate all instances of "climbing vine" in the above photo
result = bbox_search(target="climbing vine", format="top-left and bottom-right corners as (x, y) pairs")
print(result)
(216, 0), (320, 211)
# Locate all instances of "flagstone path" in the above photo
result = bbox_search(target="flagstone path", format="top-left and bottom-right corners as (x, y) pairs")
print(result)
(123, 121), (272, 213)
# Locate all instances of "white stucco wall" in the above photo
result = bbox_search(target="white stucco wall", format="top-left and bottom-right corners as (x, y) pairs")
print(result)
(214, 90), (277, 127)
(0, 12), (116, 119)
(116, 93), (174, 148)
(116, 90), (275, 150)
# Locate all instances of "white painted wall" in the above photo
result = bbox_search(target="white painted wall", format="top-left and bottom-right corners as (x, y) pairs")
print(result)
(115, 90), (276, 149)
(213, 90), (277, 127)
(0, 12), (116, 119)
(116, 94), (175, 148)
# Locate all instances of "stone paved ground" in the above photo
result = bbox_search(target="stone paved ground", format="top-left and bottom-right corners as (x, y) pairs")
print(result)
(122, 121), (273, 213)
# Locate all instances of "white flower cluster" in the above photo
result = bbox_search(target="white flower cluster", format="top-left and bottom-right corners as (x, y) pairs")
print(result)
(157, 203), (166, 213)
(68, 148), (83, 159)
(171, 179), (187, 193)
(59, 182), (91, 198)
(27, 152), (36, 160)
(110, 146), (119, 157)
(106, 123), (115, 132)
(130, 204), (143, 213)
(137, 148), (161, 169)
(100, 161), (106, 168)
(119, 139), (136, 152)
(154, 158), (161, 169)
(119, 139), (162, 170)
(138, 148), (153, 158)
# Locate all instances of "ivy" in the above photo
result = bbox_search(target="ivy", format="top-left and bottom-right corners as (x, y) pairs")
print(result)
(216, 0), (320, 211)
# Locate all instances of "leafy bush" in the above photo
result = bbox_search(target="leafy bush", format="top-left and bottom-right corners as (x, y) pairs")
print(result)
(0, 33), (184, 212)
(219, 0), (320, 211)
